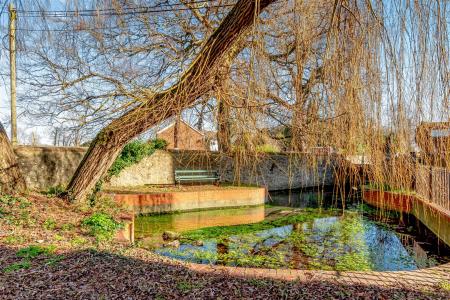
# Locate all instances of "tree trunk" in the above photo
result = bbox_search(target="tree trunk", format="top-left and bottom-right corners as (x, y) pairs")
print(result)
(217, 97), (231, 152)
(174, 114), (181, 149)
(66, 0), (277, 202)
(0, 121), (26, 194)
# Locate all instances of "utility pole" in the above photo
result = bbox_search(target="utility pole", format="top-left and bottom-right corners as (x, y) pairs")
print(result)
(9, 3), (17, 145)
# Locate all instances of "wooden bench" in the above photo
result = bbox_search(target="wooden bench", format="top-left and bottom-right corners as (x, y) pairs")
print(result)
(174, 170), (219, 184)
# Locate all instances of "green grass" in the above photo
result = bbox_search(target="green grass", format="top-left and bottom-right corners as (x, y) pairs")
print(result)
(3, 245), (59, 273)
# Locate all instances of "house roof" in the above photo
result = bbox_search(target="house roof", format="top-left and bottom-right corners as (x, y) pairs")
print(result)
(156, 119), (204, 136)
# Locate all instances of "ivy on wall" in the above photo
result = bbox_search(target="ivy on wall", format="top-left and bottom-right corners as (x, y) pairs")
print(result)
(107, 139), (168, 178)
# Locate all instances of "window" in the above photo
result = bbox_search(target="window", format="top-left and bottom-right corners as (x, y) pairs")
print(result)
(431, 129), (450, 137)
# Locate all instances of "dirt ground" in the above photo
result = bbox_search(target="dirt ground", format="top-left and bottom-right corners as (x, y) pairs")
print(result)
(1, 194), (449, 299)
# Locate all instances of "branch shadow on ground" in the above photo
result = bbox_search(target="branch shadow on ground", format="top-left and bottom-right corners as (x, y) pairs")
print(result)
(0, 245), (449, 299)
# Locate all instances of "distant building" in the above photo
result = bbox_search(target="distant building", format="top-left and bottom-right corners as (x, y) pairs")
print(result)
(416, 121), (449, 167)
(416, 121), (450, 155)
(156, 120), (217, 151)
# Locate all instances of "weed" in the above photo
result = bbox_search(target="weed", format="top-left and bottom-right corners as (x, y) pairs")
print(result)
(0, 195), (31, 215)
(70, 236), (88, 247)
(61, 223), (75, 231)
(53, 234), (64, 241)
(82, 212), (123, 242)
(2, 235), (25, 245)
(17, 245), (56, 259)
(3, 260), (31, 273)
(43, 218), (57, 230)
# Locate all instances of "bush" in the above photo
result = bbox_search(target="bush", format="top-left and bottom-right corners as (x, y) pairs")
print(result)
(107, 139), (167, 177)
(81, 212), (122, 242)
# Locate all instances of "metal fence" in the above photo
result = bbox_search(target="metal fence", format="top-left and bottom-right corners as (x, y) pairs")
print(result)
(415, 164), (450, 211)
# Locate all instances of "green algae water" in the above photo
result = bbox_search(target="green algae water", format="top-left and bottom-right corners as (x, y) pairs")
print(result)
(136, 189), (450, 271)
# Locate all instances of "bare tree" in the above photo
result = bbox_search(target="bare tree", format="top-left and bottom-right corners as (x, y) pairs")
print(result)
(65, 0), (277, 202)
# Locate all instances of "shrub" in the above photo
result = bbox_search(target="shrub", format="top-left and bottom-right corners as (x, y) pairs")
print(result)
(81, 213), (122, 242)
(150, 138), (168, 150)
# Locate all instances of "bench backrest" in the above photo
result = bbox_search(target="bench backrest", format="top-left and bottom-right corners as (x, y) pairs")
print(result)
(175, 169), (219, 181)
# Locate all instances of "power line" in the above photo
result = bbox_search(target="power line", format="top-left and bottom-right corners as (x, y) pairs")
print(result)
(17, 2), (235, 18)
(14, 23), (166, 32)
(18, 0), (227, 14)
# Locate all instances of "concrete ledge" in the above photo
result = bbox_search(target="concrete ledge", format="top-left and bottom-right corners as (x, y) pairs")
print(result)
(110, 187), (267, 214)
(182, 262), (450, 287)
(363, 190), (450, 246)
(120, 252), (444, 288)
(115, 213), (135, 244)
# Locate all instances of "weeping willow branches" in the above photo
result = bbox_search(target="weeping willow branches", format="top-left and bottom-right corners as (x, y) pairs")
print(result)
(4, 0), (449, 201)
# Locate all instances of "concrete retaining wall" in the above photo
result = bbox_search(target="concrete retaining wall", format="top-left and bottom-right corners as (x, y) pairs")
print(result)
(362, 190), (450, 246)
(111, 187), (266, 214)
(108, 150), (335, 191)
(14, 146), (335, 191)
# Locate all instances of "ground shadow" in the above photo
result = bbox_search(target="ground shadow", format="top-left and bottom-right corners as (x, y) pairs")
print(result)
(1, 245), (449, 299)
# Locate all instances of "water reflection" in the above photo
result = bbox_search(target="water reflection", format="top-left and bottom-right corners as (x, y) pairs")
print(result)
(136, 189), (450, 271)
(154, 212), (449, 271)
(135, 205), (265, 246)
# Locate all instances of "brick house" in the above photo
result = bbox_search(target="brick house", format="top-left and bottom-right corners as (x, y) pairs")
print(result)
(156, 120), (214, 151)
(416, 121), (450, 155)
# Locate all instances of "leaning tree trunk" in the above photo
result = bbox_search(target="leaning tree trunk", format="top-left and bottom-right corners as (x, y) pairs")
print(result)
(66, 0), (277, 202)
(0, 121), (26, 194)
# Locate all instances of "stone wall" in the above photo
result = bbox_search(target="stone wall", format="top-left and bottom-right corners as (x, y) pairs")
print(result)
(14, 146), (335, 191)
(14, 145), (87, 191)
(107, 150), (175, 187)
(109, 150), (335, 191)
